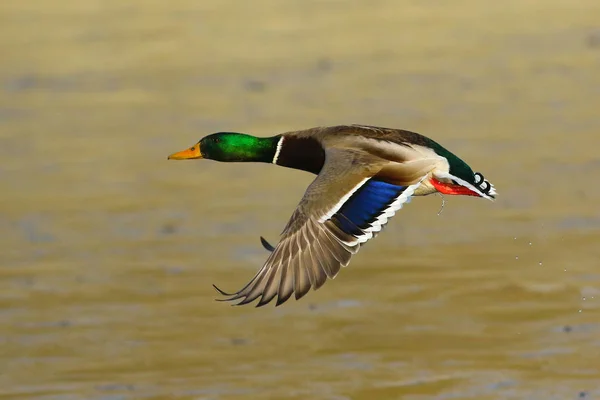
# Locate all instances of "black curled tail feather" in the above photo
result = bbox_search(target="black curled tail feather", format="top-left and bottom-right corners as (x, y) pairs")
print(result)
(260, 236), (276, 252)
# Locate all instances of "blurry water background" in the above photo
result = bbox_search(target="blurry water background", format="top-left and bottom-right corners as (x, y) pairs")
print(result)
(1, 1), (600, 399)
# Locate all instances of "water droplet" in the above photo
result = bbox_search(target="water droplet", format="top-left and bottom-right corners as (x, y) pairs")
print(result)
(564, 269), (567, 272)
(578, 309), (582, 313)
(529, 242), (532, 245)
(515, 256), (519, 260)
(538, 262), (542, 266)
(583, 297), (586, 301)
(514, 237), (517, 240)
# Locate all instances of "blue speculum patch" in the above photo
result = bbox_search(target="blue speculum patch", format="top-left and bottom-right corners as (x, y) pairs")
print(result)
(333, 179), (407, 236)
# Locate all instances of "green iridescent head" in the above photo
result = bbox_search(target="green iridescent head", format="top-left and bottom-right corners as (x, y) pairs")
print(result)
(168, 132), (279, 163)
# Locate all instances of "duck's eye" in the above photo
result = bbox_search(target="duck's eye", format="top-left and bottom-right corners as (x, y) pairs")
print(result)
(214, 137), (220, 143)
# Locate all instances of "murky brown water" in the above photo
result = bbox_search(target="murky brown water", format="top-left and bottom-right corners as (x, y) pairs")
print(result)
(2, 1), (600, 399)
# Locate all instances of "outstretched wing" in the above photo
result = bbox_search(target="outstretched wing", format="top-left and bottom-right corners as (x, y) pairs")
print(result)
(214, 149), (425, 307)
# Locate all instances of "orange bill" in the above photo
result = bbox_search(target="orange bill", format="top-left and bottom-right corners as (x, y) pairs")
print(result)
(167, 143), (202, 160)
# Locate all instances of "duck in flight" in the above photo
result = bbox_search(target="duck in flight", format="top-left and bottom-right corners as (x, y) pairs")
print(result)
(168, 125), (496, 307)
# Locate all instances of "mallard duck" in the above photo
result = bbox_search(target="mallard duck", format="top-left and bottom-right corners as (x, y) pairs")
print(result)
(168, 124), (496, 307)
